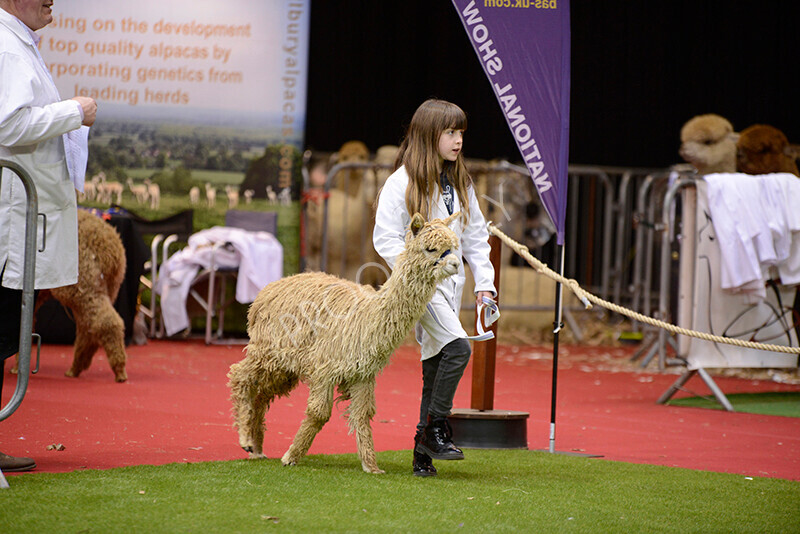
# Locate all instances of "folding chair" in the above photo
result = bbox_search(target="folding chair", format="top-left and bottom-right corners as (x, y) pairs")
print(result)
(191, 210), (278, 344)
(123, 208), (195, 338)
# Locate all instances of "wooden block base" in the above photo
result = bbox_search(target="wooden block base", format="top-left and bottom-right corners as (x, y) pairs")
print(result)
(447, 408), (529, 449)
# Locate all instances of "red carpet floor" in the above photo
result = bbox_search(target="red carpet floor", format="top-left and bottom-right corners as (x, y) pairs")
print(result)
(2, 340), (799, 480)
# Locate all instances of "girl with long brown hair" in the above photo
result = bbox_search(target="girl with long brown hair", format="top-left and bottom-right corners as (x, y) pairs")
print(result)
(374, 99), (496, 476)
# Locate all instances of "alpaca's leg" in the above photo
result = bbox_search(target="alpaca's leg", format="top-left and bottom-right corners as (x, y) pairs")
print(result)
(94, 299), (127, 382)
(64, 297), (127, 382)
(66, 324), (99, 379)
(229, 359), (298, 458)
(228, 360), (269, 457)
(282, 381), (334, 466)
(240, 382), (269, 459)
(347, 379), (383, 474)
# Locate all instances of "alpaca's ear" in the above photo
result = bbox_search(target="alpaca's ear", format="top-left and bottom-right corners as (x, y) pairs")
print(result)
(443, 212), (460, 227)
(410, 213), (425, 236)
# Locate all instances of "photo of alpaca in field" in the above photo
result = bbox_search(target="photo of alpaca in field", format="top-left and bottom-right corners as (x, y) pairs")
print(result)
(227, 212), (461, 473)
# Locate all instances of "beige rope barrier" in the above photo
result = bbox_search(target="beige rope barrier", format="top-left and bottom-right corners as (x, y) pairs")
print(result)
(488, 223), (800, 355)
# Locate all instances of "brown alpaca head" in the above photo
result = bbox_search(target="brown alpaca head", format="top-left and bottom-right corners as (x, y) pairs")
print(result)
(398, 212), (461, 283)
(736, 124), (800, 176)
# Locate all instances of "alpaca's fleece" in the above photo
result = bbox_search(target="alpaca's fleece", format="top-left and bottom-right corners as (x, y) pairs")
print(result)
(305, 139), (385, 285)
(736, 124), (799, 177)
(42, 210), (128, 382)
(679, 114), (738, 175)
(228, 213), (461, 473)
(334, 139), (370, 198)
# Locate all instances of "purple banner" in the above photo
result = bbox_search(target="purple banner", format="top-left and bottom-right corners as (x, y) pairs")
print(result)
(452, 0), (570, 244)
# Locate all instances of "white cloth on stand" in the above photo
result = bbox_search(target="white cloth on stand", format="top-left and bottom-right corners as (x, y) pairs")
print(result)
(156, 226), (283, 336)
(703, 172), (800, 299)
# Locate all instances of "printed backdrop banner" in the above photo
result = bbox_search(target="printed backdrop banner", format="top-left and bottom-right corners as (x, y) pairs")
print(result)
(452, 0), (570, 244)
(39, 0), (308, 148)
(35, 0), (309, 281)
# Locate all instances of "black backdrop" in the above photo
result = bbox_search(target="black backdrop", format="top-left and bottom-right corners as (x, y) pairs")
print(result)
(305, 1), (799, 168)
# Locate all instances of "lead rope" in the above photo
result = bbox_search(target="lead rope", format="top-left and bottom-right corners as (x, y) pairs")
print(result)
(487, 222), (800, 355)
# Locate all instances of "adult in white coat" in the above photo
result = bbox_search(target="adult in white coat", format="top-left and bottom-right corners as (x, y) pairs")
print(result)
(0, 0), (97, 472)
(373, 99), (495, 476)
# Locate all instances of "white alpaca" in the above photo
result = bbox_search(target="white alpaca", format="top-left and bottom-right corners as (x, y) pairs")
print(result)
(94, 173), (109, 203)
(278, 187), (291, 206)
(228, 213), (461, 473)
(126, 178), (149, 205)
(189, 186), (200, 206)
(225, 185), (240, 208)
(144, 178), (160, 210)
(97, 173), (123, 205)
(243, 189), (254, 204)
(205, 183), (217, 208)
(79, 175), (98, 202)
(266, 185), (278, 204)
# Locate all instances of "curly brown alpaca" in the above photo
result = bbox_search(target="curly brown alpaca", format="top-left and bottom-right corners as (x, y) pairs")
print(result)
(37, 210), (128, 382)
(228, 212), (461, 473)
(736, 124), (800, 176)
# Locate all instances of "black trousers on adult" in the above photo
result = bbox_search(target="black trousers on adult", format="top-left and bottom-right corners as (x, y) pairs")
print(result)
(416, 338), (471, 435)
(0, 284), (31, 398)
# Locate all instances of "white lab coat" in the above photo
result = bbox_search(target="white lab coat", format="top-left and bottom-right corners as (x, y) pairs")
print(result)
(373, 165), (496, 360)
(0, 9), (83, 289)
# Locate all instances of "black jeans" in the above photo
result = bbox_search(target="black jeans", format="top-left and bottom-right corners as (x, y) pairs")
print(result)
(0, 284), (34, 398)
(416, 338), (471, 434)
(0, 284), (23, 358)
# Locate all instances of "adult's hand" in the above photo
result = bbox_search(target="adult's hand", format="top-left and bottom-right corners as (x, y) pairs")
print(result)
(71, 96), (97, 126)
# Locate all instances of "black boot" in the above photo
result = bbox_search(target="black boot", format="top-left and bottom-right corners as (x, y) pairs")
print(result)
(412, 433), (437, 477)
(416, 416), (464, 460)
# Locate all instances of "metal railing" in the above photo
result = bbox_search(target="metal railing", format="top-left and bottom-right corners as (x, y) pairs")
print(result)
(0, 159), (41, 489)
(303, 155), (694, 341)
(0, 160), (40, 423)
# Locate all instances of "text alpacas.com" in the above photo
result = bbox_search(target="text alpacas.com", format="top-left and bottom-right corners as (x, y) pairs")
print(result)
(228, 213), (462, 473)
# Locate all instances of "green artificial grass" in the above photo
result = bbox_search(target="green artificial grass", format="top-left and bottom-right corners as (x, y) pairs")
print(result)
(668, 392), (800, 418)
(1, 450), (797, 533)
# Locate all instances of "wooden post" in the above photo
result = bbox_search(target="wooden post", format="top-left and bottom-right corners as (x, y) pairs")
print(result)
(451, 233), (527, 449)
(470, 234), (502, 411)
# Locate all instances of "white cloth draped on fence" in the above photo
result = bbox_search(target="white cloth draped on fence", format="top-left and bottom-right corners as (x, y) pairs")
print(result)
(156, 226), (283, 336)
(703, 172), (800, 300)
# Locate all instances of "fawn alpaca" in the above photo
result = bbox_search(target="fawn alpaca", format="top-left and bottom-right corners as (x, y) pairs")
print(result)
(228, 213), (461, 473)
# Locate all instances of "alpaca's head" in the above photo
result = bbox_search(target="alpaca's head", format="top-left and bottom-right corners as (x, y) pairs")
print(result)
(401, 212), (461, 282)
(679, 114), (738, 175)
(736, 124), (799, 176)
